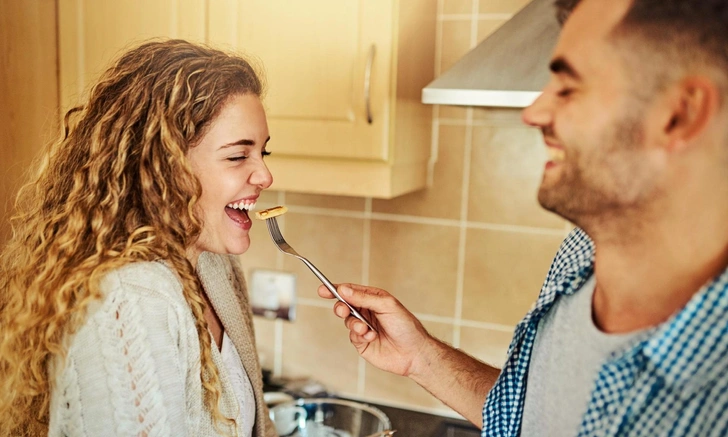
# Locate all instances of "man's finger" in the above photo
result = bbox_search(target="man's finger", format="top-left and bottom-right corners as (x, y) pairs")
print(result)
(317, 284), (337, 299)
(336, 284), (393, 313)
(333, 301), (351, 319)
(349, 329), (376, 350)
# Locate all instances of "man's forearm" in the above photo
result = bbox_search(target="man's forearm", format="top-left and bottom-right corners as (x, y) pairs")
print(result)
(408, 337), (500, 428)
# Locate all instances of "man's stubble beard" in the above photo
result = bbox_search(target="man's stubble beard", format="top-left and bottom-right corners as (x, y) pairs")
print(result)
(537, 111), (649, 228)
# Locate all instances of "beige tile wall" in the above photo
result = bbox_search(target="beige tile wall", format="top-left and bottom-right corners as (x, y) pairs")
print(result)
(243, 0), (569, 417)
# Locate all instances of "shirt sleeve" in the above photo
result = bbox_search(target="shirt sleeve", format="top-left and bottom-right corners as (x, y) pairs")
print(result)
(49, 269), (196, 437)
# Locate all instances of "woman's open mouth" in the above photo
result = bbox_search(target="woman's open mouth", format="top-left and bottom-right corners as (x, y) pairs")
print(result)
(225, 201), (256, 227)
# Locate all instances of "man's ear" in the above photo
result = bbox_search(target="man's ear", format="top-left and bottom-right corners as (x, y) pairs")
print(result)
(660, 76), (720, 152)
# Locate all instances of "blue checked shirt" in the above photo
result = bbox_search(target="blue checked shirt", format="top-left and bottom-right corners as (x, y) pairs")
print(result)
(482, 228), (728, 436)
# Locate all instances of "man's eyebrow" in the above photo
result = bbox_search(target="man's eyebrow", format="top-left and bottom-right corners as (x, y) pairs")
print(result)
(219, 136), (271, 149)
(549, 57), (581, 80)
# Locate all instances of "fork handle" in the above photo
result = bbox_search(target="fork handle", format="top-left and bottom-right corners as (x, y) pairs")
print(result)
(301, 259), (377, 332)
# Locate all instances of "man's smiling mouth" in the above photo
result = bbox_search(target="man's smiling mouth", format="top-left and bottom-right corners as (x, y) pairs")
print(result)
(547, 147), (566, 163)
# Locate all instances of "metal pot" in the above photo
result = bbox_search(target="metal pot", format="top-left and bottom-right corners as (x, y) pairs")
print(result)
(269, 398), (393, 437)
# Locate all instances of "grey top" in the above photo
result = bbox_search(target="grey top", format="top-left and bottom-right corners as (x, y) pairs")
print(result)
(519, 275), (643, 437)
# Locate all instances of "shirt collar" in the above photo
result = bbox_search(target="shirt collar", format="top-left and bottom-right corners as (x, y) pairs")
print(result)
(532, 228), (595, 311)
(550, 228), (595, 295)
(551, 229), (728, 396)
(641, 268), (728, 395)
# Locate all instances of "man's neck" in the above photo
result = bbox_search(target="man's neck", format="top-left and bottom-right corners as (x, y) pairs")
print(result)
(587, 214), (728, 334)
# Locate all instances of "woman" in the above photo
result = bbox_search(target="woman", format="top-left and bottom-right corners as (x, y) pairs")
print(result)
(0, 39), (278, 437)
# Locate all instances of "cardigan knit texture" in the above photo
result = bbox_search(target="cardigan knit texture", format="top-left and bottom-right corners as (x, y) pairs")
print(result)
(48, 252), (277, 437)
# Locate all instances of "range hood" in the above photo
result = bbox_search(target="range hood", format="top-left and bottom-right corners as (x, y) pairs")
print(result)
(422, 0), (560, 108)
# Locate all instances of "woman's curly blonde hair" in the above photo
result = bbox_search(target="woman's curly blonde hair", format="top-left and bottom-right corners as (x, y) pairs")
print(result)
(0, 39), (263, 436)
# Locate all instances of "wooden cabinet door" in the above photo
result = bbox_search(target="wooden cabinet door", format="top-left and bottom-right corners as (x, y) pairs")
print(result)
(58, 0), (207, 111)
(208, 0), (393, 161)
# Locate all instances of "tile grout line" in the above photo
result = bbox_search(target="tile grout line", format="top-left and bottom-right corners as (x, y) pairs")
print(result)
(357, 197), (373, 396)
(257, 202), (567, 236)
(362, 198), (372, 285)
(427, 109), (441, 187)
(296, 297), (516, 333)
(466, 221), (565, 235)
(439, 117), (527, 127)
(451, 2), (479, 349)
(471, 0), (481, 50)
(457, 318), (515, 332)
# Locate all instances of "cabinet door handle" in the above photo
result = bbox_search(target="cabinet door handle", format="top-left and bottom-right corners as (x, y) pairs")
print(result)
(364, 44), (376, 124)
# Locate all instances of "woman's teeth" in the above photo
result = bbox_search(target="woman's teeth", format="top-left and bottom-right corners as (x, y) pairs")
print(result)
(547, 147), (566, 162)
(227, 201), (257, 211)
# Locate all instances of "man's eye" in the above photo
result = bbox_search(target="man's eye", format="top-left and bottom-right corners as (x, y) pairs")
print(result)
(227, 156), (247, 162)
(557, 88), (574, 98)
(262, 150), (272, 157)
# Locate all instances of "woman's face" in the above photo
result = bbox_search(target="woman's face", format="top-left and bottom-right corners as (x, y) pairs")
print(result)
(187, 93), (273, 266)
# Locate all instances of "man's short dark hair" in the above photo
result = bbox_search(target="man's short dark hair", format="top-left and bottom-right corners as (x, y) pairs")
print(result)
(554, 0), (728, 95)
(554, 0), (580, 25)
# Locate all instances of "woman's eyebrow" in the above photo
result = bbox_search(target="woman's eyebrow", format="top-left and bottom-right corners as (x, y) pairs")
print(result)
(220, 138), (255, 149)
(220, 136), (271, 149)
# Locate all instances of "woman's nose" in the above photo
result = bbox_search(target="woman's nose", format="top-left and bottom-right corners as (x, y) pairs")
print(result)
(251, 160), (273, 189)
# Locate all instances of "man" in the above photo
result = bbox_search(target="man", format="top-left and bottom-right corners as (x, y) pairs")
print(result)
(318, 0), (728, 435)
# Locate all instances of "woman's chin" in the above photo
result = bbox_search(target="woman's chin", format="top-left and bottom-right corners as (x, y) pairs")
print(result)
(226, 237), (251, 255)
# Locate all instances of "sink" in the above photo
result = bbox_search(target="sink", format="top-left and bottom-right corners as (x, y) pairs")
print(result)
(339, 399), (480, 437)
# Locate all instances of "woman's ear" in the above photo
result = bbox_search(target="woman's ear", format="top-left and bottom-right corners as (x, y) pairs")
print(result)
(660, 76), (720, 152)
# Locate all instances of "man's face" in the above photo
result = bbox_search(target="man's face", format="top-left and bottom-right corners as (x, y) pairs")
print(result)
(522, 0), (665, 224)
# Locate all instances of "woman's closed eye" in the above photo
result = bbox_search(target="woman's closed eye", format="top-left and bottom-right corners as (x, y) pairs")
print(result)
(227, 150), (271, 162)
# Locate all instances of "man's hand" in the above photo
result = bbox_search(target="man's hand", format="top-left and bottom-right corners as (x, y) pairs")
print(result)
(318, 282), (500, 428)
(317, 283), (434, 378)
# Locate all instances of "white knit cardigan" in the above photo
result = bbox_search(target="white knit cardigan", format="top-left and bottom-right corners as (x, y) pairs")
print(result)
(48, 252), (277, 437)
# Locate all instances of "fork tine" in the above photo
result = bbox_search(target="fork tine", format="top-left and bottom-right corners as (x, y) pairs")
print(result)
(266, 219), (276, 240)
(265, 219), (275, 241)
(268, 217), (283, 241)
(267, 217), (287, 246)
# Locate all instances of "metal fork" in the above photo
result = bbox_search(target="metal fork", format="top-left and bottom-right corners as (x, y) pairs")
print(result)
(264, 216), (376, 332)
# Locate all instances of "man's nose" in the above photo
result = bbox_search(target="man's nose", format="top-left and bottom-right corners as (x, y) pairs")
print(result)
(522, 90), (554, 128)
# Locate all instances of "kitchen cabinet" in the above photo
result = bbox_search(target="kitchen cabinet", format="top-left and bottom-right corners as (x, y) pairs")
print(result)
(0, 0), (59, 244)
(209, 0), (437, 198)
(58, 0), (206, 111)
(58, 0), (436, 198)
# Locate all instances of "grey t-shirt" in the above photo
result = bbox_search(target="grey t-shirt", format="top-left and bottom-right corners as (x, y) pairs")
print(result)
(519, 275), (642, 436)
